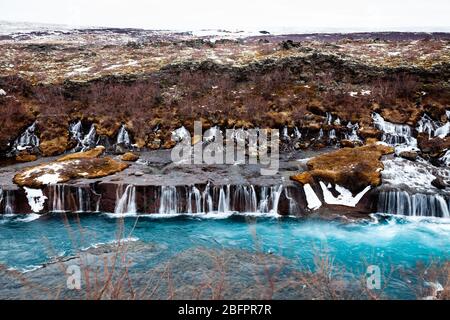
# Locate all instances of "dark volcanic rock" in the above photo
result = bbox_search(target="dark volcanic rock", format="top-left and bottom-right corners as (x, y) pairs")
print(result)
(399, 151), (418, 161)
(432, 176), (447, 189)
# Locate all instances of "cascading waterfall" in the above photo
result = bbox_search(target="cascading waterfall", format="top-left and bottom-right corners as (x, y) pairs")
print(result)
(11, 122), (39, 153)
(440, 150), (450, 166)
(318, 129), (324, 140)
(344, 122), (361, 142)
(159, 186), (178, 215)
(155, 184), (288, 215)
(69, 121), (99, 151)
(372, 113), (416, 147)
(187, 186), (202, 214)
(217, 185), (230, 213)
(258, 185), (284, 214)
(416, 112), (450, 139)
(1, 190), (14, 214)
(328, 129), (337, 142)
(293, 127), (301, 139)
(114, 185), (137, 215)
(116, 125), (131, 146)
(377, 190), (450, 218)
(233, 185), (258, 212)
(69, 120), (83, 147)
(81, 124), (98, 151)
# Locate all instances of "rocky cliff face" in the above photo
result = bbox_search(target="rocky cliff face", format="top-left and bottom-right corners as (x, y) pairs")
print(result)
(0, 29), (449, 218)
(1, 30), (449, 159)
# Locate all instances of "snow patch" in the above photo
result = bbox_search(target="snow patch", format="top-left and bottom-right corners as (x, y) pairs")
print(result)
(319, 182), (371, 207)
(23, 187), (47, 213)
(36, 173), (61, 185)
(303, 184), (322, 210)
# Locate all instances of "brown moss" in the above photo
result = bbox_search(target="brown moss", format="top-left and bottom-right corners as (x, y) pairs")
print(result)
(57, 146), (105, 162)
(39, 136), (69, 156)
(15, 153), (37, 163)
(291, 143), (394, 192)
(13, 156), (129, 188)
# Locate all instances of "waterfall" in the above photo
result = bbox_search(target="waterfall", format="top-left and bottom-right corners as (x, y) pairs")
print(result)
(232, 185), (258, 212)
(159, 186), (178, 214)
(116, 125), (131, 146)
(415, 113), (449, 139)
(81, 124), (98, 151)
(325, 112), (333, 125)
(372, 113), (416, 147)
(328, 129), (337, 142)
(187, 186), (202, 214)
(172, 126), (191, 143)
(281, 126), (290, 141)
(155, 184), (288, 215)
(417, 114), (439, 137)
(49, 184), (66, 212)
(202, 183), (214, 213)
(318, 129), (324, 140)
(114, 185), (137, 215)
(258, 185), (283, 214)
(217, 185), (230, 213)
(345, 122), (361, 142)
(1, 190), (14, 214)
(434, 123), (450, 139)
(69, 120), (83, 148)
(293, 127), (301, 139)
(75, 187), (91, 213)
(377, 190), (450, 218)
(440, 150), (450, 167)
(11, 122), (39, 153)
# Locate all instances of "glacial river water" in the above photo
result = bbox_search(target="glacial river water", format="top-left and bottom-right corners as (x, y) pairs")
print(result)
(0, 212), (449, 299)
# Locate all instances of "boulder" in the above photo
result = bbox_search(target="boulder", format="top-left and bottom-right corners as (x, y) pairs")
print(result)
(340, 140), (357, 148)
(13, 146), (128, 188)
(399, 151), (418, 161)
(417, 133), (450, 156)
(358, 127), (382, 140)
(121, 152), (139, 162)
(431, 176), (447, 189)
(291, 142), (394, 193)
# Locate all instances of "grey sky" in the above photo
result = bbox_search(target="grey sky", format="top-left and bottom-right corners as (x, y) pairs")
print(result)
(1, 0), (449, 32)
